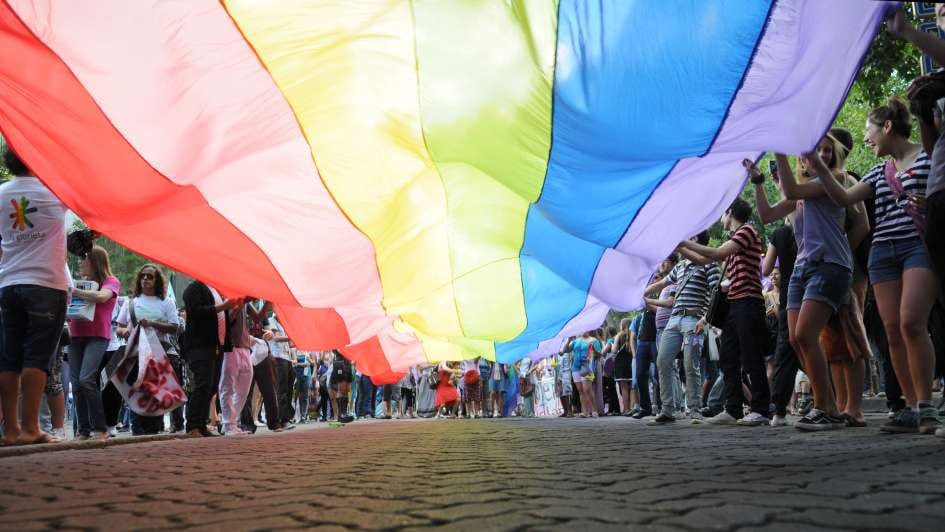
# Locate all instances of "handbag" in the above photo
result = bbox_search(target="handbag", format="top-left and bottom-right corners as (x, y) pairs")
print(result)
(884, 160), (927, 238)
(428, 368), (440, 389)
(705, 269), (729, 329)
(103, 299), (187, 415)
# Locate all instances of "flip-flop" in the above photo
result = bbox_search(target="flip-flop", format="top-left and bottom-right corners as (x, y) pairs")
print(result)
(842, 413), (867, 428)
(15, 432), (62, 446)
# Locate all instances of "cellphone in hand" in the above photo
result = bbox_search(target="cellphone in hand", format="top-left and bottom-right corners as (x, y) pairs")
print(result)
(768, 159), (778, 177)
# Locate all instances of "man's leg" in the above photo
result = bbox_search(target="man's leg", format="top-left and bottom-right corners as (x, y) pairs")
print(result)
(655, 319), (684, 417)
(735, 300), (772, 417)
(771, 308), (800, 417)
(718, 309), (744, 419)
(185, 357), (212, 433)
(254, 357), (280, 429)
(635, 342), (653, 414)
(680, 320), (704, 416)
(16, 286), (67, 442)
(219, 352), (239, 432)
(0, 372), (21, 443)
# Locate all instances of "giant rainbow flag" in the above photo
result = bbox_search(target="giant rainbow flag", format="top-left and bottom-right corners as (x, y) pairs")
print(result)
(0, 1), (894, 382)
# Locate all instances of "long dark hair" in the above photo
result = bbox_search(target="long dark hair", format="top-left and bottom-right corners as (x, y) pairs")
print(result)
(133, 263), (167, 299)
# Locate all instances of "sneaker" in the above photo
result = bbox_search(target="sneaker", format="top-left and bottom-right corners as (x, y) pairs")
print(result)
(91, 432), (108, 441)
(646, 413), (675, 426)
(50, 428), (67, 440)
(736, 412), (770, 426)
(794, 409), (845, 432)
(705, 411), (738, 425)
(106, 426), (119, 438)
(881, 409), (919, 434)
(918, 408), (942, 435)
(339, 415), (355, 424)
(687, 411), (704, 421)
(700, 406), (722, 418)
(631, 410), (652, 420)
(769, 415), (788, 427)
(887, 409), (900, 420)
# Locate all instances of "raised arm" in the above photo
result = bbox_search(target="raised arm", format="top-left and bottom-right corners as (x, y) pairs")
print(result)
(762, 242), (778, 277)
(644, 276), (668, 296)
(676, 244), (718, 266)
(776, 154), (829, 201)
(889, 9), (945, 68)
(807, 152), (873, 207)
(745, 159), (796, 224)
(679, 239), (740, 262)
(846, 201), (871, 251)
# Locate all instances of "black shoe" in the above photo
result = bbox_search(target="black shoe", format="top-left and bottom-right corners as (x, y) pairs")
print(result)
(624, 408), (640, 418)
(198, 428), (220, 437)
(647, 413), (675, 426)
(339, 415), (355, 424)
(240, 425), (258, 434)
(795, 409), (845, 432)
(631, 410), (651, 420)
(281, 423), (296, 431)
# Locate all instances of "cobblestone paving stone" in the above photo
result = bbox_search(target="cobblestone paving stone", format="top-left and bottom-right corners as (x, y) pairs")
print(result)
(0, 413), (943, 531)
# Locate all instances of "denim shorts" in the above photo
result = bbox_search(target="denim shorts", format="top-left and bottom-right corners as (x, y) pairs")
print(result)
(786, 261), (852, 312)
(868, 236), (932, 284)
(0, 285), (67, 374)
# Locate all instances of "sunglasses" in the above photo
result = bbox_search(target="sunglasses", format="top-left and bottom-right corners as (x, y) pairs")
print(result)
(139, 273), (155, 280)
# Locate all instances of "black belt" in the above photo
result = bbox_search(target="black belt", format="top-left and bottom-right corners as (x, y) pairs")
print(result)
(671, 308), (702, 317)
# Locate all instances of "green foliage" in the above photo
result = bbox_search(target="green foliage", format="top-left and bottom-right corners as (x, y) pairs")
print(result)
(68, 219), (172, 295)
(735, 12), (925, 244)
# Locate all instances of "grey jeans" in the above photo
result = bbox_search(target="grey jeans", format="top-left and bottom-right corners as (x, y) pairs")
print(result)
(68, 337), (109, 435)
(657, 314), (702, 415)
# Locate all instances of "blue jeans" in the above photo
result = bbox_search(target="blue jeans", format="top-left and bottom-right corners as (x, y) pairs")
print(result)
(68, 337), (109, 435)
(0, 285), (66, 373)
(656, 314), (703, 416)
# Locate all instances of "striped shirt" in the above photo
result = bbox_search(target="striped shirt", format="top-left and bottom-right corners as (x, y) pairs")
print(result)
(726, 224), (763, 301)
(862, 152), (929, 243)
(665, 260), (721, 314)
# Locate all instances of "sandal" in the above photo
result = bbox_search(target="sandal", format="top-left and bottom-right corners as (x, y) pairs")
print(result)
(842, 413), (867, 428)
(16, 432), (62, 445)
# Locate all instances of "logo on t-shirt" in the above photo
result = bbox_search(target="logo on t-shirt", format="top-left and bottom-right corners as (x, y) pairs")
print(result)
(10, 196), (37, 231)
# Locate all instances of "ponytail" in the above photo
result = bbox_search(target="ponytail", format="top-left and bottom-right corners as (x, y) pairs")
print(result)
(868, 97), (912, 138)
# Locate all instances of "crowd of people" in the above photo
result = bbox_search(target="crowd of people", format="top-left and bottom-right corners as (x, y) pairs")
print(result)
(0, 8), (944, 445)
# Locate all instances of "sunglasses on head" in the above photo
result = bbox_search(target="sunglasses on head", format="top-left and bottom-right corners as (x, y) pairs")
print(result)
(140, 272), (155, 280)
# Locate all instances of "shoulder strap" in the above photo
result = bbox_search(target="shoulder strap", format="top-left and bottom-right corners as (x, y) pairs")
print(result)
(129, 298), (137, 327)
(883, 160), (904, 195)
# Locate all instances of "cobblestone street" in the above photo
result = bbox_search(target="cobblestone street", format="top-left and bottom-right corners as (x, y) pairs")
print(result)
(0, 414), (943, 531)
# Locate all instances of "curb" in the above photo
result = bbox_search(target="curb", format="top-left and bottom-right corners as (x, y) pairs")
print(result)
(0, 433), (191, 459)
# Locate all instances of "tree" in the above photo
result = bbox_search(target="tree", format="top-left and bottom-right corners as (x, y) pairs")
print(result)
(68, 219), (174, 295)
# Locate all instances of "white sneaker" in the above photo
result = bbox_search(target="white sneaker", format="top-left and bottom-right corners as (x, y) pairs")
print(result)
(107, 426), (119, 438)
(705, 411), (738, 425)
(737, 412), (770, 426)
(50, 428), (67, 440)
(769, 415), (788, 427)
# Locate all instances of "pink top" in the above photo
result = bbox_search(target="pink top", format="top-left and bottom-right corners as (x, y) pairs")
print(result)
(69, 276), (120, 340)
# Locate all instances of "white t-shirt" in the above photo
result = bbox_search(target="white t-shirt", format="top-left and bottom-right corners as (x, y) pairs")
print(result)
(0, 177), (68, 290)
(118, 294), (179, 344)
(267, 317), (293, 362)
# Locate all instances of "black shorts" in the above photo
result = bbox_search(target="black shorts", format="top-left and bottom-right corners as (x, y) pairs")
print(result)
(0, 285), (67, 374)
